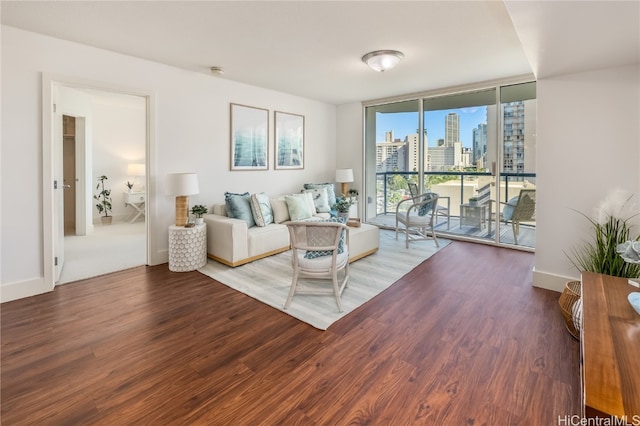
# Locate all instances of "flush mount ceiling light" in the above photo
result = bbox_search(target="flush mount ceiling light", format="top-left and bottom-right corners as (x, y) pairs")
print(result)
(361, 50), (404, 72)
(210, 66), (225, 76)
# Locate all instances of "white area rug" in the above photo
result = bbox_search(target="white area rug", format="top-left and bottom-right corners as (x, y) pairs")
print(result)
(198, 230), (449, 330)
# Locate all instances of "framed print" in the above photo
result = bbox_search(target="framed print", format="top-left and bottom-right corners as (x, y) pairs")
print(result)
(230, 103), (269, 170)
(275, 111), (304, 170)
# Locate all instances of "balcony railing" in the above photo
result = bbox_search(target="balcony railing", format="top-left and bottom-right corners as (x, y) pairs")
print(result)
(374, 171), (536, 247)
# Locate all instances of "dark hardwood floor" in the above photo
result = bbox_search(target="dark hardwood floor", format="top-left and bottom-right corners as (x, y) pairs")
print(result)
(1, 241), (580, 425)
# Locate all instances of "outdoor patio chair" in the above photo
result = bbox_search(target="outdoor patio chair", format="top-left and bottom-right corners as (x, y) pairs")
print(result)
(501, 189), (536, 245)
(408, 182), (450, 229)
(395, 192), (440, 248)
(284, 221), (350, 312)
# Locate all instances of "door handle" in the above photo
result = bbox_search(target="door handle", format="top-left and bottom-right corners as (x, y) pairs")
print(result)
(63, 184), (71, 190)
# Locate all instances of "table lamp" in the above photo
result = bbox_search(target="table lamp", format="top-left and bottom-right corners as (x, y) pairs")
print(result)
(127, 163), (146, 191)
(166, 173), (199, 226)
(335, 168), (354, 197)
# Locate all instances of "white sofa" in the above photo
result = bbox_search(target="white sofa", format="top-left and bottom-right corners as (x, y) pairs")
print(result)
(203, 194), (330, 267)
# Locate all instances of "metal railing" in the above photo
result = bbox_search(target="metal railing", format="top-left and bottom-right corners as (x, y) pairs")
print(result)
(376, 171), (536, 215)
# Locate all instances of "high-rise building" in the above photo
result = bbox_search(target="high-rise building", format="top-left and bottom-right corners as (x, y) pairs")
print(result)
(472, 123), (487, 169)
(376, 141), (405, 172)
(445, 112), (459, 147)
(503, 101), (535, 174)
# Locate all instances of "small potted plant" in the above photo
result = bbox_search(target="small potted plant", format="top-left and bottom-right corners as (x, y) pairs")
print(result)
(125, 181), (134, 193)
(348, 188), (359, 202)
(332, 195), (354, 218)
(191, 204), (208, 225)
(94, 175), (113, 224)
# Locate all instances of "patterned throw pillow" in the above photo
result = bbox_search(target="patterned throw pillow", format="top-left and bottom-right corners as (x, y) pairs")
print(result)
(418, 193), (437, 216)
(285, 194), (313, 221)
(304, 217), (347, 259)
(304, 183), (337, 205)
(250, 193), (273, 227)
(303, 187), (330, 213)
(224, 192), (255, 227)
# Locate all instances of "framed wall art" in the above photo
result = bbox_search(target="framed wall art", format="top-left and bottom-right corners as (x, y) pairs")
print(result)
(274, 111), (304, 170)
(230, 103), (269, 170)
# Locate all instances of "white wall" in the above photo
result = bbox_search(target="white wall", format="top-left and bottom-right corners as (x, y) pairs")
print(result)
(533, 64), (640, 291)
(337, 65), (640, 293)
(1, 25), (336, 301)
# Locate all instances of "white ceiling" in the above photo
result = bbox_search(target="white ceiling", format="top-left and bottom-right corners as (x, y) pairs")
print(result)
(2, 1), (638, 105)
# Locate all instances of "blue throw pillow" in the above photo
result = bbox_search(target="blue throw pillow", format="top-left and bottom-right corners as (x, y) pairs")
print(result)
(418, 193), (436, 216)
(224, 192), (255, 227)
(304, 217), (347, 259)
(502, 196), (519, 221)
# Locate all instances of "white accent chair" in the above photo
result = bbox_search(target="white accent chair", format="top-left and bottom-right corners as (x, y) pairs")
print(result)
(408, 182), (450, 229)
(284, 221), (350, 312)
(395, 192), (440, 249)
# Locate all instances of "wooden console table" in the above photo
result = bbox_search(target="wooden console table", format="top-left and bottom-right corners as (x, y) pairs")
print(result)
(581, 271), (640, 420)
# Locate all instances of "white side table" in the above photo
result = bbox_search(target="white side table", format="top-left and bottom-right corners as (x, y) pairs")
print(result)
(168, 224), (207, 272)
(124, 192), (146, 223)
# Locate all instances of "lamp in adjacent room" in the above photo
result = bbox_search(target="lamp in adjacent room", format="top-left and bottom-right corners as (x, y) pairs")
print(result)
(127, 163), (146, 191)
(361, 50), (404, 72)
(335, 168), (354, 197)
(166, 173), (199, 226)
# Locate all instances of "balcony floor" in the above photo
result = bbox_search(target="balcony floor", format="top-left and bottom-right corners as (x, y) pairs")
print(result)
(367, 214), (535, 249)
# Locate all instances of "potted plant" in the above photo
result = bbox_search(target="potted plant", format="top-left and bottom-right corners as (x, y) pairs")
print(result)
(125, 181), (134, 193)
(333, 195), (354, 218)
(94, 175), (113, 224)
(191, 204), (208, 225)
(348, 188), (359, 202)
(561, 190), (640, 339)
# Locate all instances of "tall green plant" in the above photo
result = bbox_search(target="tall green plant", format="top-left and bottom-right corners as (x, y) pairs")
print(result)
(94, 175), (112, 217)
(567, 190), (640, 278)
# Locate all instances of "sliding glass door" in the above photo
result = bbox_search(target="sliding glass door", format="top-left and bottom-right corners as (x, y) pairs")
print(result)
(364, 81), (536, 249)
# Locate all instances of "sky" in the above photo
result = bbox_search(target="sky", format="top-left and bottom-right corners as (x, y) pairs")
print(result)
(376, 107), (487, 148)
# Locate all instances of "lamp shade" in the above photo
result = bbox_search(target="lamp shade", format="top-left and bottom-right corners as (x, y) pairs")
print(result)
(127, 163), (146, 176)
(335, 168), (354, 183)
(166, 173), (199, 196)
(361, 50), (404, 72)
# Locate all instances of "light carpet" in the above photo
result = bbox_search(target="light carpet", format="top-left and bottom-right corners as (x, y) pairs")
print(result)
(198, 230), (449, 330)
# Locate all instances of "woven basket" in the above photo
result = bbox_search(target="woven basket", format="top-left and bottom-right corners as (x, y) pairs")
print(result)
(558, 280), (581, 340)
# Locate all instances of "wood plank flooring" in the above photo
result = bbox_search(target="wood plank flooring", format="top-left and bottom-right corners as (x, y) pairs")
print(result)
(1, 241), (580, 425)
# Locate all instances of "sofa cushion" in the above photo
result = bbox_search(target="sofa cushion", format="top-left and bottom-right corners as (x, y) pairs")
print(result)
(250, 192), (273, 227)
(285, 194), (313, 221)
(304, 183), (336, 205)
(270, 197), (290, 223)
(303, 187), (330, 213)
(225, 192), (255, 227)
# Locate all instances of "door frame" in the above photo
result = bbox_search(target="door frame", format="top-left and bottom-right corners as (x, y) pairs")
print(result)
(42, 73), (156, 290)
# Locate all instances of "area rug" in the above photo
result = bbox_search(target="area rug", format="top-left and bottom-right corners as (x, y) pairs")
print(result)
(198, 230), (449, 330)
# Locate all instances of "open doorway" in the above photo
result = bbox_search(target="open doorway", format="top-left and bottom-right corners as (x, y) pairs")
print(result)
(55, 85), (148, 284)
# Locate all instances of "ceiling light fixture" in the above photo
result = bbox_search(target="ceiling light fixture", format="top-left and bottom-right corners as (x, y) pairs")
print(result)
(361, 50), (404, 72)
(210, 66), (225, 76)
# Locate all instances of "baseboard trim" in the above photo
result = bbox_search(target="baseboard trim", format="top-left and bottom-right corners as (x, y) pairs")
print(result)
(1, 277), (51, 303)
(532, 268), (577, 293)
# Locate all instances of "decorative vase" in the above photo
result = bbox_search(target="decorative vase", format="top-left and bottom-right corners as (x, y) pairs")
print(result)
(195, 217), (204, 225)
(338, 212), (349, 219)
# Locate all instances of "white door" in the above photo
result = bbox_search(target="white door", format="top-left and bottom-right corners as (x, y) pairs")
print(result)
(54, 109), (64, 281)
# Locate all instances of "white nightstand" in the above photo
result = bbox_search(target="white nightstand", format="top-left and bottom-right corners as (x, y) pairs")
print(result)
(124, 192), (145, 223)
(168, 224), (207, 272)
